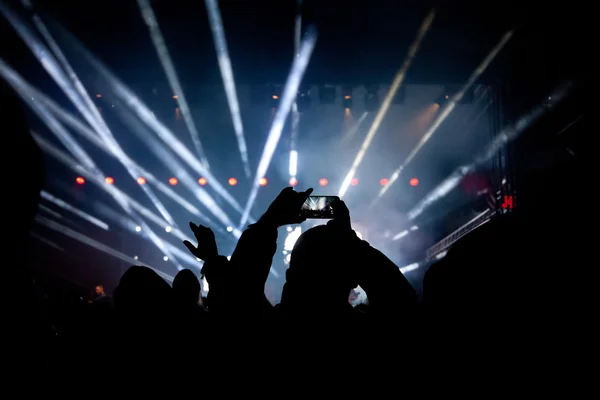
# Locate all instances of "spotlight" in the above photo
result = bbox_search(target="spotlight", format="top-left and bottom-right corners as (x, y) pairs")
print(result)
(172, 95), (178, 99)
(351, 178), (359, 186)
(165, 226), (172, 233)
(228, 177), (237, 186)
(95, 94), (102, 98)
(365, 85), (379, 112)
(342, 86), (353, 108)
(163, 256), (169, 261)
(269, 85), (281, 107)
(105, 177), (114, 184)
(319, 85), (336, 104)
(75, 176), (85, 185)
(409, 178), (419, 186)
(169, 177), (178, 185)
(137, 177), (146, 185)
(226, 226), (233, 232)
(198, 177), (207, 186)
(289, 177), (298, 187)
(286, 226), (293, 232)
(133, 255), (138, 260)
(380, 178), (389, 186)
(135, 226), (142, 232)
(319, 178), (328, 186)
(259, 177), (268, 186)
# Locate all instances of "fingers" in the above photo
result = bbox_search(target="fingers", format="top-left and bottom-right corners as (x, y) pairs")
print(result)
(183, 240), (197, 255)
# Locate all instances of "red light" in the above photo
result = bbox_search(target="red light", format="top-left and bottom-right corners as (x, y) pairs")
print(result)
(319, 178), (328, 186)
(380, 178), (389, 186)
(137, 177), (146, 185)
(259, 177), (268, 186)
(198, 177), (207, 186)
(169, 177), (178, 186)
(351, 178), (359, 186)
(501, 195), (514, 209)
(289, 177), (298, 186)
(228, 177), (238, 186)
(95, 94), (102, 98)
(75, 176), (85, 185)
(409, 178), (419, 187)
(105, 177), (114, 184)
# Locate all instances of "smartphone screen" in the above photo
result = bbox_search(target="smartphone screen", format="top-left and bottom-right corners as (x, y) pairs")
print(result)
(300, 195), (339, 219)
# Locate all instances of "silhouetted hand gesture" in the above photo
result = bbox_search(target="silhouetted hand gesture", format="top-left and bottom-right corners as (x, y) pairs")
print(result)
(260, 187), (313, 227)
(183, 222), (218, 262)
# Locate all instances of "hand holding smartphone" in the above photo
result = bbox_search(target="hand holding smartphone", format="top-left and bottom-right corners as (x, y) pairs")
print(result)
(299, 195), (340, 219)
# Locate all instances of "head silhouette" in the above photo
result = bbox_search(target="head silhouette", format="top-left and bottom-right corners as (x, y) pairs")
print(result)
(113, 266), (172, 329)
(282, 225), (360, 312)
(172, 269), (201, 306)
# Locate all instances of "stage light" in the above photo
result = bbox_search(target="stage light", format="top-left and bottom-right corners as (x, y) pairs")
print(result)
(380, 178), (389, 186)
(409, 178), (419, 186)
(75, 176), (85, 185)
(105, 177), (114, 184)
(286, 226), (293, 232)
(228, 177), (237, 186)
(95, 94), (102, 98)
(319, 178), (328, 186)
(165, 226), (172, 233)
(172, 95), (178, 99)
(137, 177), (146, 185)
(198, 177), (207, 186)
(342, 86), (353, 108)
(351, 178), (359, 186)
(289, 177), (298, 186)
(259, 177), (268, 186)
(133, 255), (138, 260)
(163, 256), (169, 261)
(272, 95), (278, 100)
(135, 226), (142, 232)
(169, 177), (178, 186)
(226, 226), (233, 232)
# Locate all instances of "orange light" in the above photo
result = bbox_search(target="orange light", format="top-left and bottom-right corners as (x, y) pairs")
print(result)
(445, 95), (449, 99)
(319, 178), (328, 186)
(105, 177), (114, 184)
(289, 177), (298, 186)
(137, 177), (146, 185)
(228, 177), (238, 186)
(172, 95), (178, 99)
(380, 178), (389, 186)
(169, 177), (178, 185)
(272, 95), (279, 100)
(344, 95), (351, 100)
(409, 178), (419, 187)
(259, 177), (268, 186)
(198, 177), (207, 186)
(96, 94), (102, 98)
(351, 178), (359, 186)
(75, 176), (85, 185)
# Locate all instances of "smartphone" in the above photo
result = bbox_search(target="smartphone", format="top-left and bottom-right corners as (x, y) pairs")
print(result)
(300, 195), (339, 219)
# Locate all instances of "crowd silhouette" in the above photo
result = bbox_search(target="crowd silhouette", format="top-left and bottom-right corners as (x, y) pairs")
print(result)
(3, 71), (580, 389)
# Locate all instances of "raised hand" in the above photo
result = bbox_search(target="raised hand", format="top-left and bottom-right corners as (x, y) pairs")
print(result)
(183, 222), (218, 262)
(327, 199), (353, 232)
(260, 187), (313, 227)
